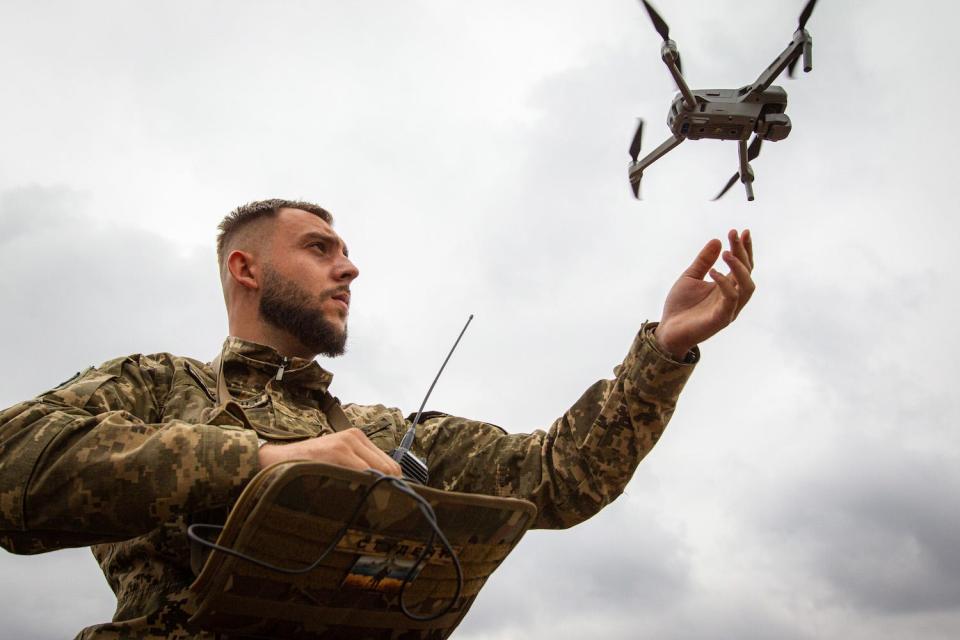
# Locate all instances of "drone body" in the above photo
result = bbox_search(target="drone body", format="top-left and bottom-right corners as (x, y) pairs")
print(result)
(629, 0), (819, 201)
(665, 86), (790, 143)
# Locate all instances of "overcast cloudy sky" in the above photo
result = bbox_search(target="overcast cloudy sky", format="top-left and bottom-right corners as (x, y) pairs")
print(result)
(2, 1), (959, 638)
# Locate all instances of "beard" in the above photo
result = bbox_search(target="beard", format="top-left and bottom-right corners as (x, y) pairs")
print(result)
(258, 266), (347, 357)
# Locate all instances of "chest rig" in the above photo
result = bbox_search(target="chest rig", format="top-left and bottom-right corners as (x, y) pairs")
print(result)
(184, 345), (537, 639)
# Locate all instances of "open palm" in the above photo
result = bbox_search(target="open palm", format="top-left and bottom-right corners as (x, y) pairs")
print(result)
(654, 230), (755, 360)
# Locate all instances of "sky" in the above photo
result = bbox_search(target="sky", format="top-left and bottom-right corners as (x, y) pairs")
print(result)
(1, 0), (958, 638)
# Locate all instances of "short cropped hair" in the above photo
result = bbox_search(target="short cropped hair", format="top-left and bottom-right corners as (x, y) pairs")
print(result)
(216, 199), (333, 266)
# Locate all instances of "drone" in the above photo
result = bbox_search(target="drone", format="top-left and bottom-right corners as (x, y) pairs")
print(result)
(628, 0), (819, 201)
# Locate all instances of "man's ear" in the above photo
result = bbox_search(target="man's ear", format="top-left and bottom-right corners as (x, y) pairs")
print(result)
(226, 249), (260, 291)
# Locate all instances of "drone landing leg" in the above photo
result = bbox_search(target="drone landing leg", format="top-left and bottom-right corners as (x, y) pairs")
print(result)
(737, 138), (756, 202)
(628, 134), (684, 198)
(803, 36), (813, 73)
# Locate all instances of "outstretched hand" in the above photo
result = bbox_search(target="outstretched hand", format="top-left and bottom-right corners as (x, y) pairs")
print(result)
(653, 229), (755, 360)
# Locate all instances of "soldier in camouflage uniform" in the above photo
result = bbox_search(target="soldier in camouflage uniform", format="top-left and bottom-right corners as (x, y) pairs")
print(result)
(0, 199), (755, 638)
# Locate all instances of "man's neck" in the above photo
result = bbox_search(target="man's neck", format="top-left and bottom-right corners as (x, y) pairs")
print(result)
(227, 320), (315, 360)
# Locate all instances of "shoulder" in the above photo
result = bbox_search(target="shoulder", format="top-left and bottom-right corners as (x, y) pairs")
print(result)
(42, 351), (194, 407)
(60, 352), (185, 379)
(341, 403), (406, 429)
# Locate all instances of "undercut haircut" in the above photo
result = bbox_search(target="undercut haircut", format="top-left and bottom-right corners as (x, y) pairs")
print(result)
(216, 198), (333, 267)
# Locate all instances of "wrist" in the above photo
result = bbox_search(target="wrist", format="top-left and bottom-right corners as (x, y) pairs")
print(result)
(257, 439), (282, 468)
(653, 323), (692, 361)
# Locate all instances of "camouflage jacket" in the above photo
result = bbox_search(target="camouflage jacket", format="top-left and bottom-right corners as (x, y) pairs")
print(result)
(0, 324), (696, 638)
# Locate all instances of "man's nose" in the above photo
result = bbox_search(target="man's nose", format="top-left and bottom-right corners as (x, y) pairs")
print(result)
(335, 255), (359, 282)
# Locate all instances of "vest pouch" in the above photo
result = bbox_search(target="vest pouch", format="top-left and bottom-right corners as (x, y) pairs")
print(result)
(188, 461), (536, 639)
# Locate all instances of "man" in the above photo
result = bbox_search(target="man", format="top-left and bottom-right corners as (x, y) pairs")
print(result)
(0, 199), (754, 638)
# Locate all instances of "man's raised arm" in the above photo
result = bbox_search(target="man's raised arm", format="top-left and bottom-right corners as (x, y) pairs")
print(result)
(416, 230), (755, 528)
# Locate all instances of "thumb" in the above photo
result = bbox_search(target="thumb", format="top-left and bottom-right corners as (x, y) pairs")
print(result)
(681, 239), (722, 280)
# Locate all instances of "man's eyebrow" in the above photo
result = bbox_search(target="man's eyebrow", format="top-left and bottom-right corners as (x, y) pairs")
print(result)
(301, 231), (348, 256)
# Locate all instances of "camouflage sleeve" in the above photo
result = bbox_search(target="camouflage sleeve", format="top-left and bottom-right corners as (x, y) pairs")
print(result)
(0, 354), (260, 554)
(416, 323), (697, 530)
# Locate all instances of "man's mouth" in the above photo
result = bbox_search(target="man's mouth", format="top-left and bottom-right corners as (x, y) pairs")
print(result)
(330, 290), (351, 309)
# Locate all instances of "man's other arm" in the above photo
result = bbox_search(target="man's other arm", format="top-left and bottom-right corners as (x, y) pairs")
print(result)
(0, 354), (259, 554)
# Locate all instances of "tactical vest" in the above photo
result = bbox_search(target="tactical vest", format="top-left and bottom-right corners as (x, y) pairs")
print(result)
(185, 354), (537, 638)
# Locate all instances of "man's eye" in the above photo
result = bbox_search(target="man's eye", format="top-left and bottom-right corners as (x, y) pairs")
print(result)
(311, 242), (326, 252)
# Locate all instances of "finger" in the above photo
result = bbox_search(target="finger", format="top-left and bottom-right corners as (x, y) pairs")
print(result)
(355, 447), (402, 476)
(728, 229), (752, 272)
(682, 239), (722, 280)
(723, 251), (756, 313)
(722, 252), (756, 295)
(342, 452), (384, 473)
(346, 453), (400, 477)
(361, 444), (403, 477)
(342, 430), (403, 476)
(743, 228), (754, 269)
(709, 268), (739, 319)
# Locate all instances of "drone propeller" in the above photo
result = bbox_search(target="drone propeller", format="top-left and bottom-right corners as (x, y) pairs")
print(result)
(713, 136), (763, 200)
(798, 0), (818, 30)
(787, 0), (818, 77)
(640, 0), (682, 75)
(629, 119), (644, 163)
(641, 0), (670, 41)
(786, 55), (803, 79)
(628, 119), (645, 198)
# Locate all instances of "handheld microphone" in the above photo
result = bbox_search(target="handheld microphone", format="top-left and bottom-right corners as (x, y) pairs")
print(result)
(391, 314), (474, 483)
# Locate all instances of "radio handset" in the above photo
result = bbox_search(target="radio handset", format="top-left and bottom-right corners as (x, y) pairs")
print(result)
(390, 314), (473, 484)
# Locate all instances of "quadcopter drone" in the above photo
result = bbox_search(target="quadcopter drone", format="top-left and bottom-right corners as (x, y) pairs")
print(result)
(628, 0), (819, 201)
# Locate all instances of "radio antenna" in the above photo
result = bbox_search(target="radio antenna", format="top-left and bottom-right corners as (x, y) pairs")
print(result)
(392, 314), (474, 482)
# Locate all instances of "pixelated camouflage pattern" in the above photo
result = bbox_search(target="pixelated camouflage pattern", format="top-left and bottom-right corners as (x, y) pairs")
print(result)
(187, 461), (537, 638)
(0, 324), (696, 638)
(417, 324), (697, 529)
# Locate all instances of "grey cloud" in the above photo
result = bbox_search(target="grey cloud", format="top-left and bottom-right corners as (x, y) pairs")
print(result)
(745, 273), (960, 617)
(0, 186), (88, 248)
(664, 306), (960, 636)
(756, 435), (960, 615)
(457, 496), (694, 639)
(0, 185), (227, 405)
(0, 185), (230, 630)
(0, 547), (115, 638)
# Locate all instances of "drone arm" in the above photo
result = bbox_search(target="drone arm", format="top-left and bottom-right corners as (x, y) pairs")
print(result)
(743, 30), (810, 99)
(628, 134), (684, 197)
(661, 41), (697, 110)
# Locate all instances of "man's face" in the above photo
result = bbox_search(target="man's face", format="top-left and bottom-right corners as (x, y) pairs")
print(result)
(257, 208), (359, 357)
